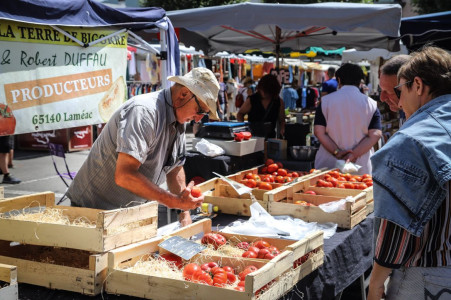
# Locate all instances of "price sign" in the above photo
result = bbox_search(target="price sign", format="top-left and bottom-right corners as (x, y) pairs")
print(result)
(158, 236), (206, 260)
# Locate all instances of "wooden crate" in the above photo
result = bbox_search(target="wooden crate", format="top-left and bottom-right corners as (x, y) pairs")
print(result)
(169, 219), (324, 280)
(196, 178), (269, 216)
(0, 241), (106, 296)
(0, 263), (18, 300)
(0, 192), (158, 252)
(269, 187), (367, 229)
(106, 220), (323, 300)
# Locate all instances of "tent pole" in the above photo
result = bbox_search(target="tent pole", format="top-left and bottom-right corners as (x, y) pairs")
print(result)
(160, 28), (168, 89)
(275, 26), (281, 69)
(87, 28), (127, 47)
(127, 31), (160, 55)
(50, 25), (85, 47)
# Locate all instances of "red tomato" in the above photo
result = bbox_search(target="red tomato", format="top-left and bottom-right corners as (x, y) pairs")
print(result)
(160, 253), (183, 269)
(183, 263), (201, 281)
(291, 172), (299, 178)
(277, 168), (288, 176)
(239, 266), (258, 281)
(354, 176), (363, 182)
(201, 261), (218, 273)
(323, 181), (334, 188)
(328, 171), (340, 178)
(264, 253), (275, 260)
(253, 240), (270, 249)
(241, 131), (252, 140)
(236, 241), (250, 250)
(309, 168), (316, 173)
(226, 271), (237, 284)
(337, 183), (345, 189)
(193, 270), (213, 285)
(265, 159), (274, 166)
(257, 248), (270, 259)
(201, 233), (227, 249)
(365, 180), (373, 187)
(258, 182), (273, 190)
(211, 267), (228, 287)
(260, 166), (268, 174)
(356, 183), (368, 190)
(362, 174), (372, 179)
(267, 163), (279, 173)
(234, 286), (245, 292)
(242, 251), (258, 258)
(222, 266), (234, 274)
(344, 182), (355, 189)
(238, 280), (246, 287)
(253, 174), (261, 181)
(244, 179), (257, 188)
(234, 132), (244, 142)
(245, 172), (255, 180)
(191, 187), (202, 198)
(0, 104), (16, 135)
(337, 177), (347, 182)
(275, 175), (285, 183)
(317, 179), (327, 187)
(304, 191), (316, 195)
(276, 162), (283, 169)
(283, 177), (293, 183)
(248, 246), (260, 254)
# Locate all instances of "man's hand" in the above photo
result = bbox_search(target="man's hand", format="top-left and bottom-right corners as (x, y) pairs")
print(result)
(179, 211), (192, 227)
(343, 151), (358, 163)
(178, 181), (203, 211)
(336, 149), (352, 159)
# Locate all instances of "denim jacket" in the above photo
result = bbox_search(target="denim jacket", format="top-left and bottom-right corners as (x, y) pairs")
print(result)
(371, 94), (451, 237)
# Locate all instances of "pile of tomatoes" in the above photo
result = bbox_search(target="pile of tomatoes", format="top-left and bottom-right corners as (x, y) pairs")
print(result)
(182, 261), (260, 291)
(316, 170), (373, 190)
(237, 240), (281, 260)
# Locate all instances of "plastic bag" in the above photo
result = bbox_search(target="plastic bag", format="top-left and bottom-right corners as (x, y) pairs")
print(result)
(335, 160), (362, 174)
(318, 196), (355, 213)
(221, 202), (337, 240)
(195, 138), (225, 157)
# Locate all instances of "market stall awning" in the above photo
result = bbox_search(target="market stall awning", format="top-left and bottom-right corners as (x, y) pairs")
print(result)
(167, 2), (402, 57)
(0, 0), (180, 78)
(400, 11), (451, 51)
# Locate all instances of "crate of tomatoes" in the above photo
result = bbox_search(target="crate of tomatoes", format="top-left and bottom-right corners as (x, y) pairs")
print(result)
(310, 169), (374, 215)
(265, 169), (371, 228)
(106, 219), (324, 300)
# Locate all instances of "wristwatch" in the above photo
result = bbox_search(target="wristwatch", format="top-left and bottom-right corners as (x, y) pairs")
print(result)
(333, 148), (340, 157)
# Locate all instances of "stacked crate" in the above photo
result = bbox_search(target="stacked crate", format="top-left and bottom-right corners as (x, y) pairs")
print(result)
(0, 191), (158, 295)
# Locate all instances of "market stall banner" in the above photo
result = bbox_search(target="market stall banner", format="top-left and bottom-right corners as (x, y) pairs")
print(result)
(0, 20), (127, 136)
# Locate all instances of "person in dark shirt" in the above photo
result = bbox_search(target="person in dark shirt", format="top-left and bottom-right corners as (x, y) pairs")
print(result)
(321, 67), (338, 97)
(237, 74), (285, 139)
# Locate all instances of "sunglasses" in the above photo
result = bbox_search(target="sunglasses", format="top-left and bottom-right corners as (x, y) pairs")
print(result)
(393, 81), (411, 99)
(192, 94), (209, 116)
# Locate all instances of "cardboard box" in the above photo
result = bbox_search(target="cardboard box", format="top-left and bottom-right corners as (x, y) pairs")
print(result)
(266, 139), (287, 160)
(192, 137), (265, 156)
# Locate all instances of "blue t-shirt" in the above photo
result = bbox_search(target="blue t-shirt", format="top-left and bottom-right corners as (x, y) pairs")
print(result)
(322, 78), (338, 94)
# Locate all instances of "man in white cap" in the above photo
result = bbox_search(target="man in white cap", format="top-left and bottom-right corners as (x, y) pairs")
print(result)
(66, 67), (220, 226)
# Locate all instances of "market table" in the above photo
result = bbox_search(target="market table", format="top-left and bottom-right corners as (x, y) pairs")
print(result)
(16, 212), (374, 300)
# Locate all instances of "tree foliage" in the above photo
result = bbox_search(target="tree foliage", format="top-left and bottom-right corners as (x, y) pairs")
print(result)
(139, 0), (243, 11)
(411, 0), (451, 14)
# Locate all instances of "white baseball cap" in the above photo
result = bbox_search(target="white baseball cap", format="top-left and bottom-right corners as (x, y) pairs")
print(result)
(168, 67), (220, 120)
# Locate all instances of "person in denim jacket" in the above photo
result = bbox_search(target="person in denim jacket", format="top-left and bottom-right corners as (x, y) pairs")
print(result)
(368, 46), (451, 300)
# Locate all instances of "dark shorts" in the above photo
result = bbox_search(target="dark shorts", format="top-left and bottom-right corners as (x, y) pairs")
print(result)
(0, 136), (14, 153)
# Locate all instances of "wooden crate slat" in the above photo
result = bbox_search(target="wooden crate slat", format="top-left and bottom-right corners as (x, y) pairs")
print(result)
(286, 231), (324, 260)
(100, 201), (158, 229)
(0, 187), (4, 200)
(103, 219), (158, 251)
(203, 195), (267, 217)
(0, 192), (52, 213)
(53, 205), (102, 223)
(248, 250), (293, 293)
(0, 219), (103, 251)
(0, 263), (16, 283)
(0, 253), (107, 295)
(292, 250), (324, 283)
